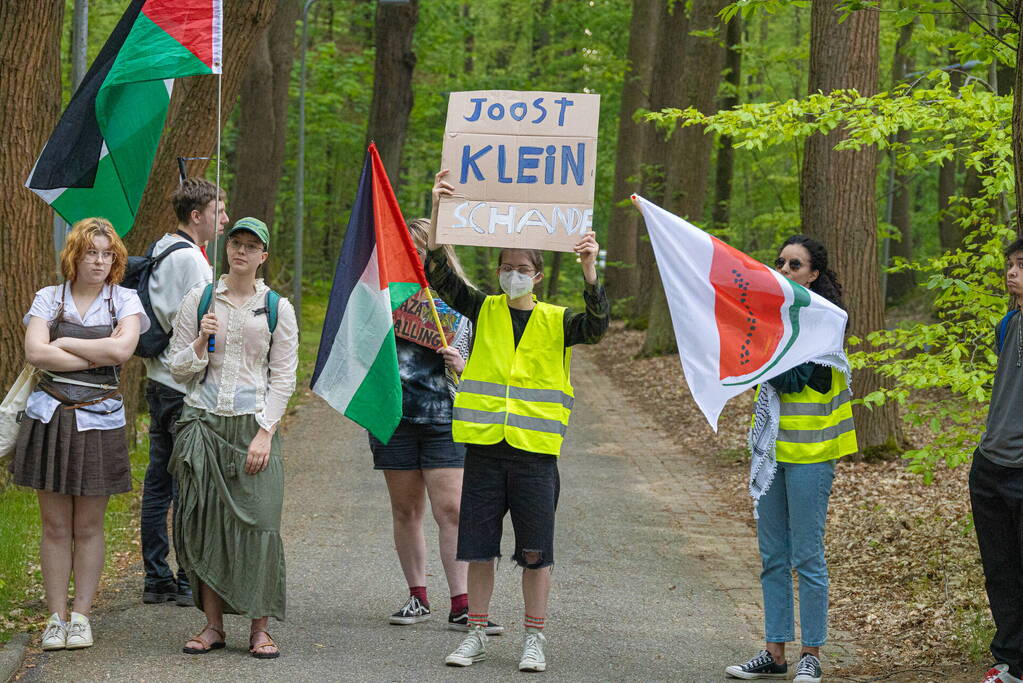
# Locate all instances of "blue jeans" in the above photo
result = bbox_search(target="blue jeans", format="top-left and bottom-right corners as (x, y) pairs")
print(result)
(140, 381), (189, 591)
(757, 459), (835, 647)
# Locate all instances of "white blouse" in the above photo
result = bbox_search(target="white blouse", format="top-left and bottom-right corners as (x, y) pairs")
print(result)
(23, 283), (150, 431)
(167, 277), (298, 431)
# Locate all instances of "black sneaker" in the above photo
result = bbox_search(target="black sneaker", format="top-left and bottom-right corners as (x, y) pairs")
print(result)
(175, 584), (194, 607)
(389, 595), (431, 625)
(793, 652), (822, 682)
(142, 583), (176, 605)
(725, 650), (789, 679)
(447, 608), (505, 635)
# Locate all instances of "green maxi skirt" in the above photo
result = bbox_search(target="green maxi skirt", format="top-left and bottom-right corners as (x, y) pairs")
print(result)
(169, 405), (286, 620)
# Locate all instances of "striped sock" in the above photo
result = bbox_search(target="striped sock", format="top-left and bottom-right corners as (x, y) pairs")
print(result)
(524, 614), (545, 631)
(468, 612), (489, 630)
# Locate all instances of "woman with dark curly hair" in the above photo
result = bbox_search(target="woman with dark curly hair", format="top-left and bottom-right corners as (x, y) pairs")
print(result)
(726, 235), (856, 683)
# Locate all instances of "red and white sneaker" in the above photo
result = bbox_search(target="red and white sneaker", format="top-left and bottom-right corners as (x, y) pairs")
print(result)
(982, 664), (1023, 683)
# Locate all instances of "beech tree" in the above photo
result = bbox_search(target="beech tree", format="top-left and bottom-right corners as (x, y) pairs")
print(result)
(800, 0), (901, 454)
(0, 2), (64, 388)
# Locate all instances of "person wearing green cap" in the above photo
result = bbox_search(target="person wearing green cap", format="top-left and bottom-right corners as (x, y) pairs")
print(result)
(165, 217), (298, 660)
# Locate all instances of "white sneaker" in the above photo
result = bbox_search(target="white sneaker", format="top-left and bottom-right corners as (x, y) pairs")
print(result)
(445, 626), (487, 666)
(64, 612), (93, 649)
(519, 630), (547, 672)
(40, 613), (66, 651)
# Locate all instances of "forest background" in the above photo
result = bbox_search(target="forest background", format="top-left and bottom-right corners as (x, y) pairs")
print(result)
(3, 0), (1023, 676)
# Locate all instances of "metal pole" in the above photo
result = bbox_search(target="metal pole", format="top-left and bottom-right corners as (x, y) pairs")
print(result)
(295, 0), (317, 329)
(55, 0), (89, 270)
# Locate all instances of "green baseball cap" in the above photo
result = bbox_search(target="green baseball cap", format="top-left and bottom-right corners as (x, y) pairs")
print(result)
(228, 217), (269, 247)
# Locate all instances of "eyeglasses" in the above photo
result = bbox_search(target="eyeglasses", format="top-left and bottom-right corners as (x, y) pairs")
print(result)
(774, 257), (804, 271)
(227, 240), (264, 255)
(498, 265), (536, 276)
(83, 250), (115, 263)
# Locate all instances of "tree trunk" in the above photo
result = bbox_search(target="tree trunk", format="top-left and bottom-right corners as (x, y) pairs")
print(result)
(630, 1), (688, 324)
(365, 0), (419, 185)
(1013, 21), (1023, 236)
(605, 0), (659, 303)
(640, 0), (729, 357)
(886, 23), (914, 303)
(0, 2), (64, 389)
(937, 159), (963, 252)
(712, 14), (742, 229)
(229, 0), (302, 290)
(801, 0), (901, 455)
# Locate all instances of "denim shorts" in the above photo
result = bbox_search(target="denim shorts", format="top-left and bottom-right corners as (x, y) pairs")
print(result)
(456, 445), (560, 569)
(368, 419), (465, 470)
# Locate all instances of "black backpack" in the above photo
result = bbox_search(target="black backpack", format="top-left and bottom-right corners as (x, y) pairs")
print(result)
(122, 240), (195, 358)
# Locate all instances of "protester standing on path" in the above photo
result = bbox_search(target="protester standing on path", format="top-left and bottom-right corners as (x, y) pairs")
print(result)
(425, 171), (609, 673)
(166, 218), (298, 659)
(373, 218), (505, 635)
(139, 177), (226, 608)
(8, 218), (147, 652)
(726, 236), (857, 683)
(971, 239), (1023, 683)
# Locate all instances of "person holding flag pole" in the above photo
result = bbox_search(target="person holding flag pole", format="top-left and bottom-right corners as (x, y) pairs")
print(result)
(631, 197), (857, 683)
(369, 218), (504, 634)
(426, 170), (610, 674)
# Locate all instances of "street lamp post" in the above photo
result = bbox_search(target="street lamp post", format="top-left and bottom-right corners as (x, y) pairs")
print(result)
(294, 0), (318, 329)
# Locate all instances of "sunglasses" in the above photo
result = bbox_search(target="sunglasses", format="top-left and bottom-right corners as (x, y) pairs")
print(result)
(774, 257), (804, 271)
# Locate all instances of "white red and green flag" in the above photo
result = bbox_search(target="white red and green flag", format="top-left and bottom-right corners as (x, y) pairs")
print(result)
(311, 144), (429, 443)
(631, 195), (849, 430)
(26, 0), (223, 236)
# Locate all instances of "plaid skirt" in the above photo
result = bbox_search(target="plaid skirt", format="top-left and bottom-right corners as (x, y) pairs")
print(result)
(7, 409), (131, 496)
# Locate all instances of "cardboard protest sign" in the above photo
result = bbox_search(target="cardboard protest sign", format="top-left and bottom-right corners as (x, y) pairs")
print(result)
(394, 290), (469, 351)
(433, 90), (600, 253)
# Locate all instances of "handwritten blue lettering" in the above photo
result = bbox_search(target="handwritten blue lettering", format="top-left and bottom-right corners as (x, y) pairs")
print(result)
(554, 97), (575, 126)
(517, 146), (542, 184)
(497, 145), (513, 184)
(464, 97), (486, 122)
(561, 143), (584, 185)
(460, 144), (491, 183)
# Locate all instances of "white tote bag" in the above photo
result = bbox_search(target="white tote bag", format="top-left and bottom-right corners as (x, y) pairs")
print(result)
(0, 365), (37, 464)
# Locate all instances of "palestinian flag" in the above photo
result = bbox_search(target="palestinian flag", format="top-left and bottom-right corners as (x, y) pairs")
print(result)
(26, 0), (223, 236)
(632, 195), (848, 430)
(311, 144), (428, 443)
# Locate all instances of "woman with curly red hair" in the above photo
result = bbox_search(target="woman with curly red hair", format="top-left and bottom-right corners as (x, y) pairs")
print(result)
(8, 217), (149, 652)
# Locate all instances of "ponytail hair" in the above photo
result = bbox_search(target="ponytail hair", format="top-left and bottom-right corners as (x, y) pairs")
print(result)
(780, 235), (844, 310)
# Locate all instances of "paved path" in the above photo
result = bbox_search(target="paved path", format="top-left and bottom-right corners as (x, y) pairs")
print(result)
(17, 349), (791, 682)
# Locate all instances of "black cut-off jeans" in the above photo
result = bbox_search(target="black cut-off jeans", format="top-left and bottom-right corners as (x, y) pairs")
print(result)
(141, 381), (189, 591)
(970, 450), (1023, 677)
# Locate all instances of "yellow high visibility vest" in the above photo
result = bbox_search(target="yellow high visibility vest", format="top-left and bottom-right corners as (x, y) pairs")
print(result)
(452, 295), (574, 456)
(769, 366), (858, 464)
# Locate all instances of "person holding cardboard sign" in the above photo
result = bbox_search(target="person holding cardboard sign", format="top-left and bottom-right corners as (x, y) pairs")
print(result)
(427, 170), (609, 673)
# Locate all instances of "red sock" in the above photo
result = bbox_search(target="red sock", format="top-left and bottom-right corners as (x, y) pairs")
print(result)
(468, 612), (489, 629)
(451, 593), (468, 613)
(409, 586), (428, 606)
(524, 614), (545, 631)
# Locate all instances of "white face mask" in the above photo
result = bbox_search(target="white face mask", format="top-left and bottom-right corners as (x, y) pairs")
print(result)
(499, 270), (537, 299)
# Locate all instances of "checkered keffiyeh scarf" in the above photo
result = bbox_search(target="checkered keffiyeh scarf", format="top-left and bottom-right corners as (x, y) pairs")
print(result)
(747, 352), (852, 519)
(445, 318), (472, 400)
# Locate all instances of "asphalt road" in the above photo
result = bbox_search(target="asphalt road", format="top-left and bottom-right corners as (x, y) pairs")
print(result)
(17, 349), (758, 682)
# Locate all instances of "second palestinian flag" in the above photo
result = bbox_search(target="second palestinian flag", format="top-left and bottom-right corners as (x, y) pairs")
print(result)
(26, 0), (223, 236)
(311, 144), (428, 443)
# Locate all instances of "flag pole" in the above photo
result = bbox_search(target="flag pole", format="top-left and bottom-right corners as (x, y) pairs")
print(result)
(208, 72), (223, 353)
(423, 288), (449, 348)
(422, 286), (460, 386)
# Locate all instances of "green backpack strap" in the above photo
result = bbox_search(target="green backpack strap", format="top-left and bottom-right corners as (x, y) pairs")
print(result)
(265, 289), (281, 334)
(197, 283), (214, 330)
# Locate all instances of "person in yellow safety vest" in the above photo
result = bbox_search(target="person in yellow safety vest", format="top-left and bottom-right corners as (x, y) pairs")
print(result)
(426, 170), (609, 674)
(726, 235), (857, 683)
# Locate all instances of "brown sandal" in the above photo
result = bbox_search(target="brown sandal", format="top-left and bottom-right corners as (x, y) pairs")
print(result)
(249, 630), (280, 659)
(182, 624), (226, 654)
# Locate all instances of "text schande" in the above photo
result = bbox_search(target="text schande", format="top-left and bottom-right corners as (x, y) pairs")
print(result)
(450, 202), (593, 236)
